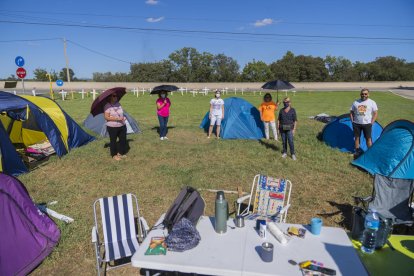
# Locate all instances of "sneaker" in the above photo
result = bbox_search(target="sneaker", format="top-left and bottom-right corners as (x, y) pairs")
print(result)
(112, 155), (121, 161)
(207, 136), (211, 139)
(292, 154), (297, 161)
(160, 137), (164, 140)
(163, 136), (169, 140)
(282, 153), (287, 158)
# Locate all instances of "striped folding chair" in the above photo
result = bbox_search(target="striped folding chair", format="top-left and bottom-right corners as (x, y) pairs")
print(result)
(236, 174), (292, 223)
(92, 194), (149, 276)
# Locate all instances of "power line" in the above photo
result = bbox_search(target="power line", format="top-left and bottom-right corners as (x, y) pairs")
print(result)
(1, 19), (414, 42)
(67, 40), (132, 64)
(0, 38), (62, 43)
(1, 10), (413, 28)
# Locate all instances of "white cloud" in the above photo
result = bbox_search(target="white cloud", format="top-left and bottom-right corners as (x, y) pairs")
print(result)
(145, 0), (158, 5)
(253, 18), (273, 27)
(146, 16), (164, 23)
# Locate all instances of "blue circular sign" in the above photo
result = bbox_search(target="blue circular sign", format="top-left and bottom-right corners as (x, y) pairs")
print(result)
(56, 79), (64, 86)
(15, 56), (25, 67)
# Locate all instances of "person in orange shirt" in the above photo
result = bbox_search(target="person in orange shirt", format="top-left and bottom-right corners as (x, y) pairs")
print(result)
(259, 93), (279, 140)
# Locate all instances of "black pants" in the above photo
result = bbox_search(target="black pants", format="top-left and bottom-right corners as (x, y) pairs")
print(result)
(107, 125), (127, 157)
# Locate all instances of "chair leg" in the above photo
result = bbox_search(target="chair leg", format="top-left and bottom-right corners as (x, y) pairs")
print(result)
(94, 243), (101, 276)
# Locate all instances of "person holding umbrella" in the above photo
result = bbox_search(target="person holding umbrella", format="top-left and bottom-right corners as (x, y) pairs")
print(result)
(259, 93), (279, 141)
(104, 93), (127, 161)
(277, 97), (297, 160)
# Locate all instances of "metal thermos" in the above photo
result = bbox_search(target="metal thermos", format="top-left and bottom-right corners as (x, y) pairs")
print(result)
(215, 191), (228, 234)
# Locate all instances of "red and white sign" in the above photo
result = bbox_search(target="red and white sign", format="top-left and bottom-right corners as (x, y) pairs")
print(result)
(16, 67), (27, 79)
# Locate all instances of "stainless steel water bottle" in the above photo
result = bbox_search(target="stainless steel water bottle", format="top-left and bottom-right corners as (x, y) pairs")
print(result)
(215, 191), (228, 234)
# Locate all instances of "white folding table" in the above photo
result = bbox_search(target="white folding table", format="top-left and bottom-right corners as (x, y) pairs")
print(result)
(131, 216), (368, 276)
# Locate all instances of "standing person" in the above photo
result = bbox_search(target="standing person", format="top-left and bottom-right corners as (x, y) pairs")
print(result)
(104, 94), (127, 161)
(156, 91), (171, 140)
(350, 88), (378, 156)
(208, 90), (225, 139)
(277, 97), (297, 160)
(259, 93), (279, 141)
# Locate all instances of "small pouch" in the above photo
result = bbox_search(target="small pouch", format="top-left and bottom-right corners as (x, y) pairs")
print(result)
(282, 124), (293, 131)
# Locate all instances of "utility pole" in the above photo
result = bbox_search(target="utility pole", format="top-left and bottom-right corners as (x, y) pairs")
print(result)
(63, 37), (71, 83)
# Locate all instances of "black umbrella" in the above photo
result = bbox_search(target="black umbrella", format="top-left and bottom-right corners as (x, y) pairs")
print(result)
(150, 85), (179, 94)
(90, 87), (126, 116)
(261, 80), (295, 102)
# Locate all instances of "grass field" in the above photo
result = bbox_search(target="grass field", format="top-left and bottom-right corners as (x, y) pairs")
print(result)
(19, 90), (413, 275)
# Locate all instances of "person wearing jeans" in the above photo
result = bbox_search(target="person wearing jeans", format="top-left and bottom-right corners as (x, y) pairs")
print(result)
(277, 97), (298, 160)
(104, 94), (127, 161)
(156, 91), (171, 140)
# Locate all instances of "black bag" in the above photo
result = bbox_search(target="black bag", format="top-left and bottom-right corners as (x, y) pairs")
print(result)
(351, 207), (393, 249)
(163, 186), (205, 232)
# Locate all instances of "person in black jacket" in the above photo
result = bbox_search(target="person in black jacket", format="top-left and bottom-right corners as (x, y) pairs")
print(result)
(277, 97), (297, 160)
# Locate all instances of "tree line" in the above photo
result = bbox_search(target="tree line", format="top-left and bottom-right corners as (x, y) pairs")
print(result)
(4, 48), (414, 82)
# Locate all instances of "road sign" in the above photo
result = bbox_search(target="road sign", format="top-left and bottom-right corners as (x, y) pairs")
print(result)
(15, 56), (25, 67)
(56, 79), (64, 86)
(16, 67), (27, 79)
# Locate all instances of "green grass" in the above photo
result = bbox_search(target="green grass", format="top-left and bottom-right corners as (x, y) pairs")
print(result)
(18, 91), (413, 275)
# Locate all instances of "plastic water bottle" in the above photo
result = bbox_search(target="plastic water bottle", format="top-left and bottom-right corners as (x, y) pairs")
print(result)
(361, 209), (380, 254)
(215, 191), (228, 234)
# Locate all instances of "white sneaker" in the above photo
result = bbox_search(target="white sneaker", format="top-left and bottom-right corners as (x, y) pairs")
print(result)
(160, 137), (164, 140)
(163, 136), (169, 140)
(282, 153), (287, 158)
(292, 154), (297, 161)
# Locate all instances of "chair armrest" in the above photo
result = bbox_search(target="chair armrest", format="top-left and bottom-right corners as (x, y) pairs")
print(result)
(353, 196), (372, 205)
(140, 217), (150, 237)
(237, 194), (251, 204)
(92, 226), (97, 243)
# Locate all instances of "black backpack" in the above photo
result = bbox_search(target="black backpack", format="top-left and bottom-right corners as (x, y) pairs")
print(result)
(163, 186), (205, 232)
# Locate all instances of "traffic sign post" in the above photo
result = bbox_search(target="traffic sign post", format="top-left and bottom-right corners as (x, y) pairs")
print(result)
(14, 56), (26, 93)
(16, 67), (27, 93)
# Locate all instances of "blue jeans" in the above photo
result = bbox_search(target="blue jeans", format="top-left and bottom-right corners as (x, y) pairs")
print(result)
(158, 115), (169, 137)
(280, 130), (295, 155)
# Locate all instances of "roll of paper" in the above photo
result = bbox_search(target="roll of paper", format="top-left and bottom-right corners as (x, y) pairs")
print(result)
(268, 222), (288, 245)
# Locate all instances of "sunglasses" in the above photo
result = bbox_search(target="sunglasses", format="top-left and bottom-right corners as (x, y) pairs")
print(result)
(361, 93), (368, 96)
(284, 101), (290, 103)
(111, 95), (118, 98)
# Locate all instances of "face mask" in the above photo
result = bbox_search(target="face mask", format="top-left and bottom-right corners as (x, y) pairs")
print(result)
(215, 93), (220, 98)
(161, 94), (166, 98)
(283, 102), (289, 108)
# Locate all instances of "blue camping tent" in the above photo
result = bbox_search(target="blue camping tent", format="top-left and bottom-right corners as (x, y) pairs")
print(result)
(321, 114), (383, 153)
(83, 112), (141, 137)
(352, 120), (414, 179)
(0, 91), (95, 176)
(199, 97), (265, 139)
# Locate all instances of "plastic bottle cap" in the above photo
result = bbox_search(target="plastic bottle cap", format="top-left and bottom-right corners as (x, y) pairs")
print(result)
(216, 191), (225, 200)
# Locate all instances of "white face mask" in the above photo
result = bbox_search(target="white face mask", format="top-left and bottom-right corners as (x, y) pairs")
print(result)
(215, 93), (220, 98)
(161, 94), (166, 98)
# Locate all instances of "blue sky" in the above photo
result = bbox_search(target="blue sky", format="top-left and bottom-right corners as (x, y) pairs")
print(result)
(1, 0), (413, 79)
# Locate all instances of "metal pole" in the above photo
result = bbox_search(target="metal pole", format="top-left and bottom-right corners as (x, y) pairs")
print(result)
(22, 79), (25, 93)
(63, 38), (71, 83)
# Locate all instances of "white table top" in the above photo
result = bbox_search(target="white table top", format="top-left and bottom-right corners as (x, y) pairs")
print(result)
(131, 216), (368, 276)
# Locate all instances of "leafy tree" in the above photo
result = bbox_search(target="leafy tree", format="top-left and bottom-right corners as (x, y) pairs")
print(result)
(324, 56), (355, 81)
(212, 54), (240, 82)
(5, 74), (17, 81)
(169, 47), (199, 82)
(295, 55), (328, 81)
(130, 60), (172, 82)
(92, 72), (131, 82)
(241, 60), (271, 82)
(269, 51), (300, 81)
(59, 68), (75, 81)
(33, 68), (49, 81)
(370, 56), (408, 81)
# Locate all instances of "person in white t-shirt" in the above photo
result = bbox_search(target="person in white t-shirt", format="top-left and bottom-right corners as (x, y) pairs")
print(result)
(208, 90), (225, 139)
(350, 88), (378, 155)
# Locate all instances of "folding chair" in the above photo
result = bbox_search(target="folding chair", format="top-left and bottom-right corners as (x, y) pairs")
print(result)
(92, 193), (149, 276)
(236, 175), (292, 223)
(354, 174), (414, 226)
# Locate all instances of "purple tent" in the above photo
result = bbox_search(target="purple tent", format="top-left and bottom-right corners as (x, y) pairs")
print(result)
(0, 173), (60, 275)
